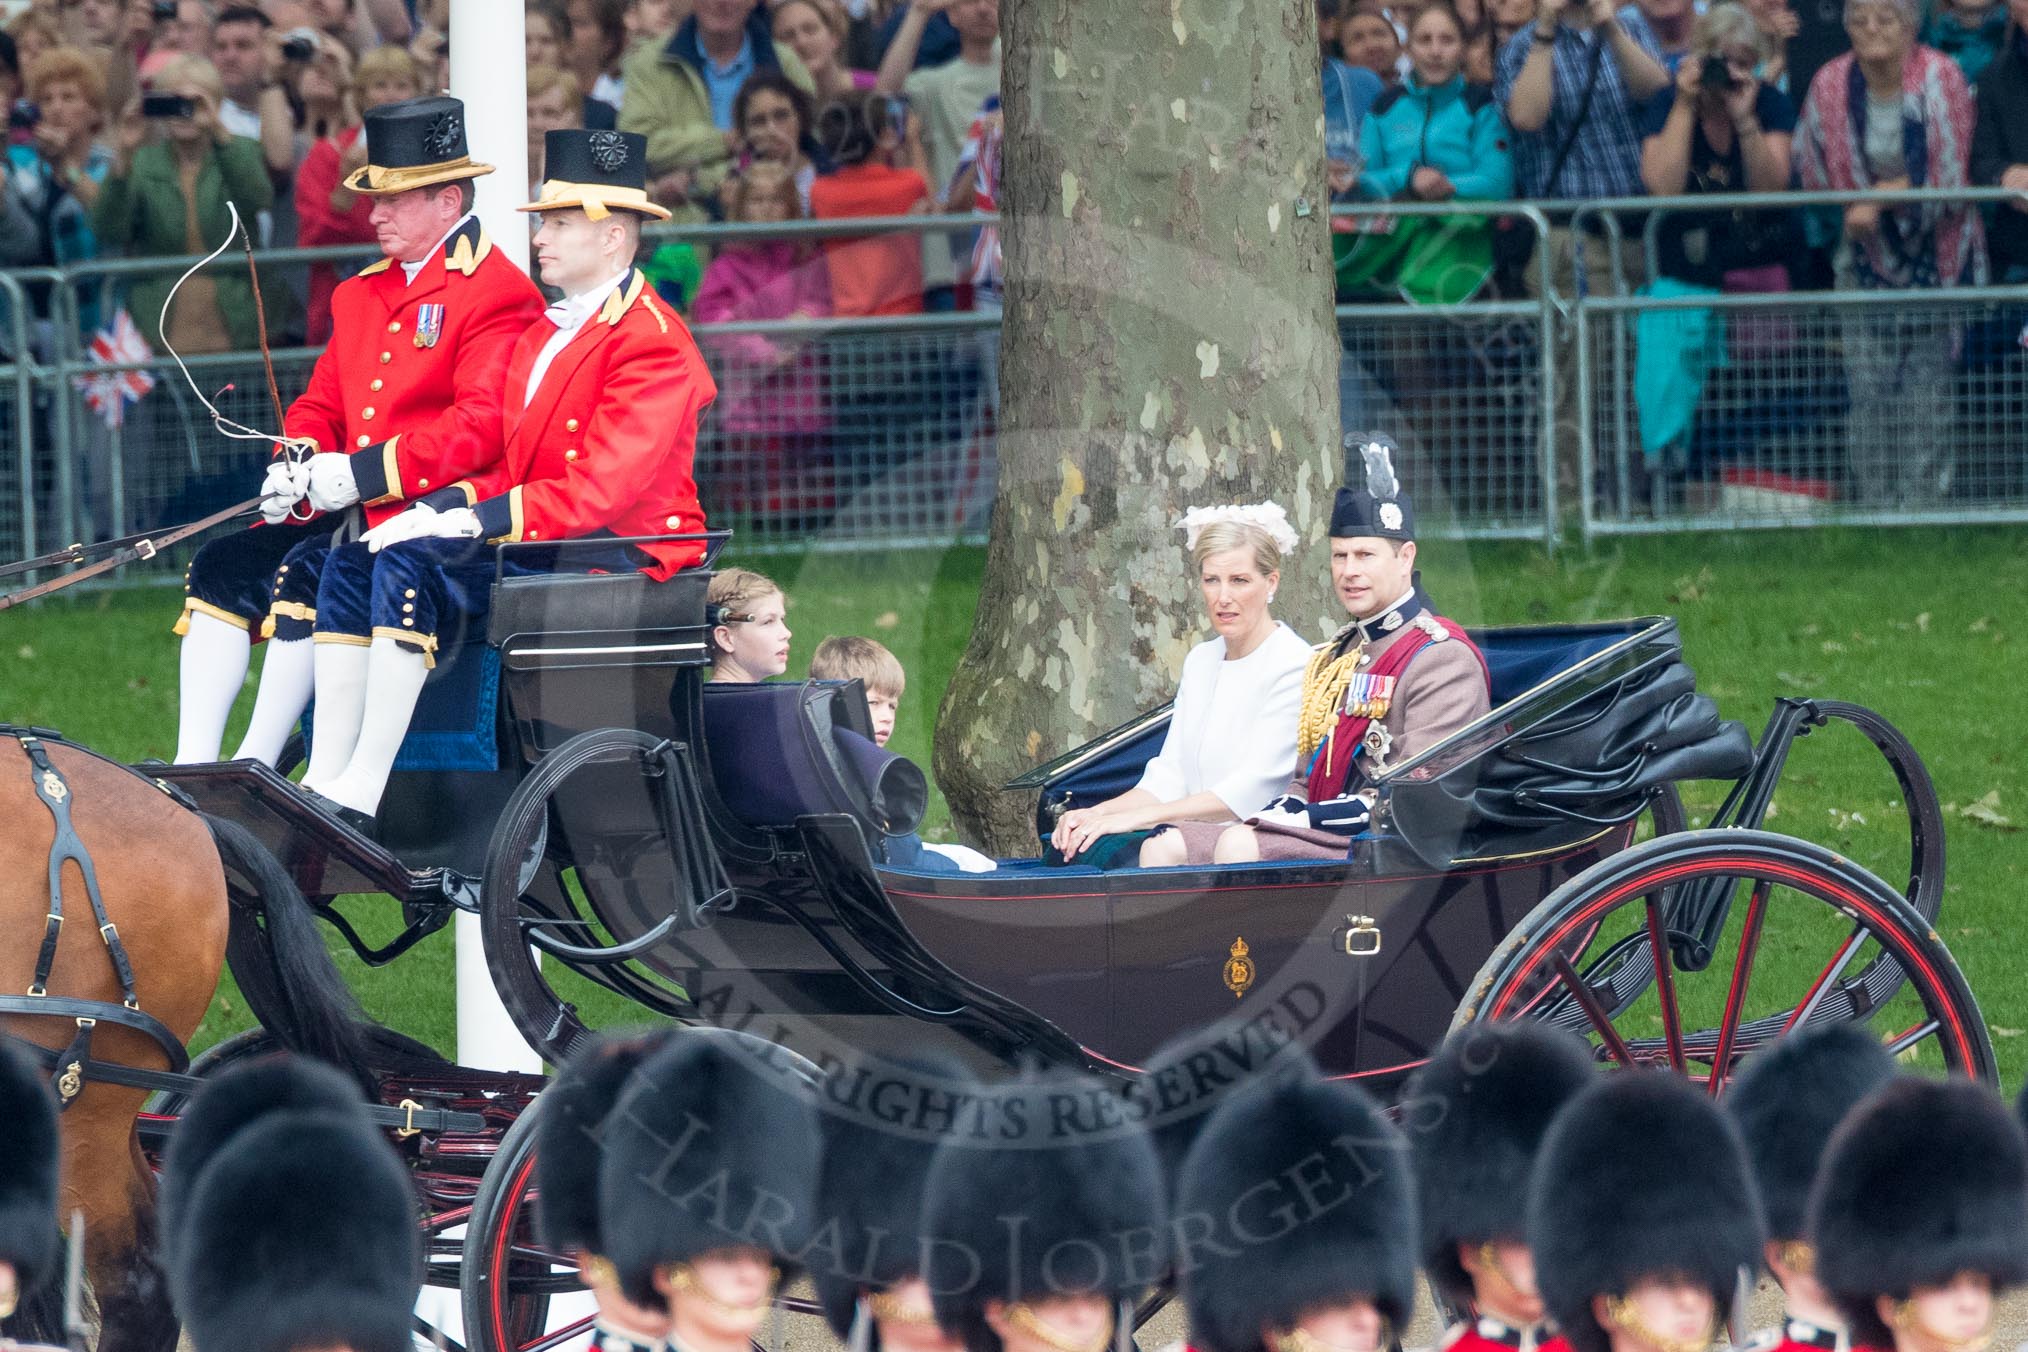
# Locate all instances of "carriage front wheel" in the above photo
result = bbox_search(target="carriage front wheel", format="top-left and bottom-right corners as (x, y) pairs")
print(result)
(1451, 828), (1994, 1085)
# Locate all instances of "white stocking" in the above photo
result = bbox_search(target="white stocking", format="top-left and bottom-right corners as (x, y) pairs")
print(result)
(318, 636), (430, 818)
(300, 639), (370, 789)
(232, 638), (314, 766)
(174, 611), (251, 763)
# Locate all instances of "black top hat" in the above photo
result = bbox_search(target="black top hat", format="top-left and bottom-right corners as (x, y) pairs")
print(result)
(1724, 1025), (1896, 1246)
(0, 1042), (61, 1308)
(1811, 1077), (2028, 1348)
(924, 1070), (1169, 1352)
(598, 1030), (822, 1310)
(170, 1112), (422, 1352)
(1402, 1024), (1596, 1304)
(1529, 1073), (1764, 1352)
(535, 1030), (673, 1259)
(1178, 1076), (1418, 1352)
(520, 129), (671, 222)
(1332, 433), (1415, 541)
(344, 95), (495, 195)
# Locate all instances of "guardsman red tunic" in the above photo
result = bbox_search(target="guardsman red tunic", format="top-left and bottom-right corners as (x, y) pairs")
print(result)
(1442, 1319), (1573, 1352)
(1735, 1319), (1846, 1352)
(287, 215), (544, 527)
(446, 265), (716, 578)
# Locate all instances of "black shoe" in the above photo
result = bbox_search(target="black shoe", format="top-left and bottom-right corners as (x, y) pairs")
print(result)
(301, 787), (378, 838)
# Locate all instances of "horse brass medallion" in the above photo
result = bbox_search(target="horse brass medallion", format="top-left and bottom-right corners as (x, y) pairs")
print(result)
(1223, 936), (1256, 999)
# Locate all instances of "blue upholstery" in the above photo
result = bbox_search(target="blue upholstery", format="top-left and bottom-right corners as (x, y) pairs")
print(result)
(701, 680), (925, 834)
(1479, 624), (1640, 708)
(305, 640), (500, 773)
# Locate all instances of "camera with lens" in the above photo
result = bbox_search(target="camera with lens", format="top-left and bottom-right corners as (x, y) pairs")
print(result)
(153, 0), (178, 19)
(1699, 57), (1739, 91)
(281, 27), (319, 61)
(140, 91), (197, 119)
(7, 99), (39, 131)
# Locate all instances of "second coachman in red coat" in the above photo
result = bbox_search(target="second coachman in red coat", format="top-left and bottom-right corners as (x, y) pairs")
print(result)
(297, 129), (715, 832)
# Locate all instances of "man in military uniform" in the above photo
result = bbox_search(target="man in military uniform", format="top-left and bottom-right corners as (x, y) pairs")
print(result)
(599, 1031), (820, 1352)
(295, 128), (715, 829)
(534, 1031), (676, 1352)
(164, 1056), (421, 1352)
(1199, 436), (1491, 863)
(1811, 1078), (2028, 1352)
(1175, 1070), (1416, 1352)
(171, 94), (542, 767)
(1402, 1024), (1596, 1352)
(1724, 1026), (1896, 1352)
(1531, 1073), (1762, 1352)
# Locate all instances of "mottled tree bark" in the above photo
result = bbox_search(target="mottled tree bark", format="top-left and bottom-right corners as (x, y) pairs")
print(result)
(933, 0), (1344, 855)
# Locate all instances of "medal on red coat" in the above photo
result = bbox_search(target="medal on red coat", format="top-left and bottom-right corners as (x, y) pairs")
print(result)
(414, 303), (445, 349)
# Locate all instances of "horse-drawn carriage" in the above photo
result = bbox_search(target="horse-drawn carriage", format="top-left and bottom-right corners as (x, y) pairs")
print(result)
(3, 535), (1986, 1352)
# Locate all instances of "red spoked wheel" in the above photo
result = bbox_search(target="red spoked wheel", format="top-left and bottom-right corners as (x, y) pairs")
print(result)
(1451, 829), (1994, 1086)
(461, 1099), (593, 1352)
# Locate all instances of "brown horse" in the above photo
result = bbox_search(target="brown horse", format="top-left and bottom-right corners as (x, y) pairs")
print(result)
(0, 733), (369, 1352)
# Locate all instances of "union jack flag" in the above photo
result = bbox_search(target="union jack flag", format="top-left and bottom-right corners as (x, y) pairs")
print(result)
(71, 310), (157, 428)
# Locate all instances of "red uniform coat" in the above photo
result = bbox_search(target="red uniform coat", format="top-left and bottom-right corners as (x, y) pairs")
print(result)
(452, 267), (716, 580)
(283, 216), (544, 527)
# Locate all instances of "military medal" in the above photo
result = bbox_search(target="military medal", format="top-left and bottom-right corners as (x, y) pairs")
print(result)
(414, 303), (445, 348)
(1341, 673), (1396, 720)
(1361, 723), (1393, 771)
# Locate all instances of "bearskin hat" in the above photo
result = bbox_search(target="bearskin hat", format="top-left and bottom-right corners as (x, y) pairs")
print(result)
(924, 1069), (1168, 1352)
(1529, 1072), (1763, 1352)
(598, 1030), (822, 1309)
(1177, 1076), (1417, 1352)
(1128, 1020), (1317, 1198)
(158, 1054), (367, 1257)
(1724, 1025), (1895, 1244)
(1811, 1077), (2028, 1347)
(535, 1029), (672, 1256)
(0, 1041), (61, 1306)
(809, 1053), (978, 1339)
(1401, 1023), (1595, 1303)
(170, 1110), (421, 1352)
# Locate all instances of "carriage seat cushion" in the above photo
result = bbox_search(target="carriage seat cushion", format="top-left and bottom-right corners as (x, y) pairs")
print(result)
(702, 681), (929, 836)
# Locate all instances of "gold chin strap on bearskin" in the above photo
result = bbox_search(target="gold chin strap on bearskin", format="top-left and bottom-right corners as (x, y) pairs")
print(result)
(1270, 1320), (1394, 1352)
(1776, 1242), (1816, 1278)
(1890, 1298), (1992, 1352)
(1003, 1301), (1114, 1352)
(580, 1253), (619, 1290)
(1477, 1242), (1535, 1309)
(663, 1262), (780, 1319)
(1601, 1294), (1716, 1352)
(868, 1288), (940, 1327)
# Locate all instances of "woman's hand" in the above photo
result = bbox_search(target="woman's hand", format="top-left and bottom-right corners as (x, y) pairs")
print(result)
(1052, 806), (1137, 860)
(1409, 165), (1455, 200)
(1845, 200), (1882, 238)
(1723, 71), (1759, 124)
(1675, 52), (1704, 99)
(113, 99), (147, 167)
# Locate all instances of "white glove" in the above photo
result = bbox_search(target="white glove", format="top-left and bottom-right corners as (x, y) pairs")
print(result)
(258, 459), (310, 525)
(304, 451), (361, 513)
(362, 504), (483, 552)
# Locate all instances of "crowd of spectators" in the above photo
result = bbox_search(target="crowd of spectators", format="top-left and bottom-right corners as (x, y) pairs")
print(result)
(4, 0), (2027, 518)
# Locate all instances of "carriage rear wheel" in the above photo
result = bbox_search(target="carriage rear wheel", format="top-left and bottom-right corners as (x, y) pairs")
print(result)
(460, 1097), (590, 1352)
(1451, 828), (1994, 1085)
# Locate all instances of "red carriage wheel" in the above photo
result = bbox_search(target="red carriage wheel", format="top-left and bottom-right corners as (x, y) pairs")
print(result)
(1450, 829), (1994, 1086)
(460, 1100), (594, 1352)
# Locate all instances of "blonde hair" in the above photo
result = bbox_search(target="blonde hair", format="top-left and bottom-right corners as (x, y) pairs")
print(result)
(524, 60), (581, 106)
(151, 54), (225, 109)
(1190, 520), (1286, 576)
(728, 160), (803, 222)
(810, 636), (906, 698)
(27, 46), (108, 115)
(706, 568), (785, 663)
(775, 0), (848, 42)
(1695, 2), (1766, 60)
(353, 43), (421, 103)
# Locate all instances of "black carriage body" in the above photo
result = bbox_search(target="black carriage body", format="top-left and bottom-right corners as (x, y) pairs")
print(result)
(148, 565), (1749, 1084)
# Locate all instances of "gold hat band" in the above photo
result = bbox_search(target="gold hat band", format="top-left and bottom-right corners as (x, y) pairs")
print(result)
(342, 155), (497, 196)
(516, 179), (673, 222)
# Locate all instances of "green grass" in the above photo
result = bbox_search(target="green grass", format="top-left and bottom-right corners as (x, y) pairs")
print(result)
(5, 529), (2025, 1082)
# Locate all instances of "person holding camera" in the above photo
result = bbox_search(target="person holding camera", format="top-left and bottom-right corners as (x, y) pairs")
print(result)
(1634, 4), (1795, 482)
(93, 54), (275, 353)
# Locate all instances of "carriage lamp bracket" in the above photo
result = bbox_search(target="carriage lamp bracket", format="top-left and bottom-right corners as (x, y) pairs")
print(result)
(1344, 915), (1382, 957)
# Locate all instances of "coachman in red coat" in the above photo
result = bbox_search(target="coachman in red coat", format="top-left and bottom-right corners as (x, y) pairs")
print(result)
(297, 129), (714, 832)
(170, 95), (541, 768)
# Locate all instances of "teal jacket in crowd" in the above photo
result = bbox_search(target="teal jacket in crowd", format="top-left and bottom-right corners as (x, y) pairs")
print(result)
(1356, 74), (1514, 202)
(1922, 3), (2008, 89)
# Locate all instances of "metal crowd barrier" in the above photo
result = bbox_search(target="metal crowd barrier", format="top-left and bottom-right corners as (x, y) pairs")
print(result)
(5, 192), (2028, 567)
(1568, 189), (2028, 542)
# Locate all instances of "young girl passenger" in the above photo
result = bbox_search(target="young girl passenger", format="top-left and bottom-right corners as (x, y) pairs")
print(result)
(693, 163), (834, 518)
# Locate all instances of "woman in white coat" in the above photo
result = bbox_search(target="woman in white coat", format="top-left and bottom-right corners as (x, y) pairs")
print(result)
(1051, 503), (1313, 869)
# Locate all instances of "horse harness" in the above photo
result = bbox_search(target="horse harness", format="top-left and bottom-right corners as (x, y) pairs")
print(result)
(0, 726), (190, 1108)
